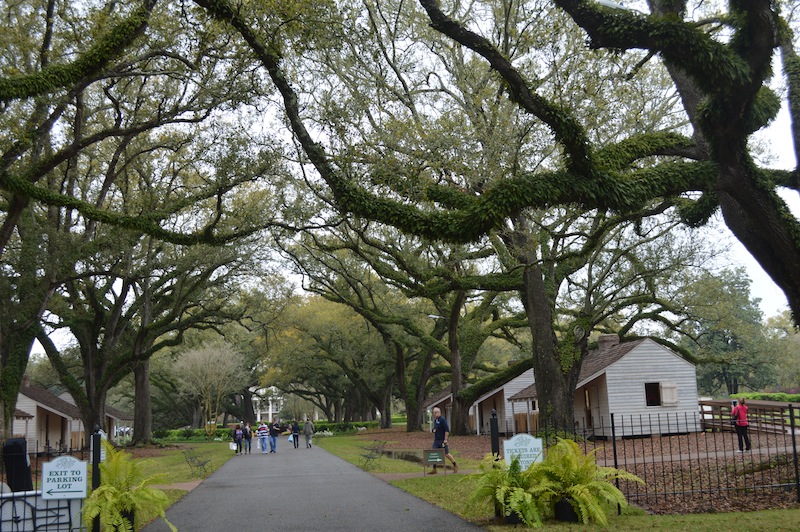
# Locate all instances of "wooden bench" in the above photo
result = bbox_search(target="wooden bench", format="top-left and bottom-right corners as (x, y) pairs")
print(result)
(182, 449), (211, 478)
(359, 440), (387, 470)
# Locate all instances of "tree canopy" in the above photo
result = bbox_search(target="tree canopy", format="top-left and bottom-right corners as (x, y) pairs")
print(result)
(3, 0), (799, 435)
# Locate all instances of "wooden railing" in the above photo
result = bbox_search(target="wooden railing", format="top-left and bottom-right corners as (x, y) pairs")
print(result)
(699, 400), (796, 434)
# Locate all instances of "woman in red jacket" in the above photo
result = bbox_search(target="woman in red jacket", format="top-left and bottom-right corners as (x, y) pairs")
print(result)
(732, 398), (751, 452)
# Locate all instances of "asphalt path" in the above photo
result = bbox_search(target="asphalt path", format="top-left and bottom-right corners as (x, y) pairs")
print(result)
(142, 440), (481, 531)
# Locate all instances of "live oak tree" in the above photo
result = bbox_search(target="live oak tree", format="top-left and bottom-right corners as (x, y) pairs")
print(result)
(195, 0), (727, 428)
(5, 1), (799, 434)
(265, 297), (373, 423)
(272, 194), (529, 432)
(0, 0), (285, 436)
(40, 232), (254, 441)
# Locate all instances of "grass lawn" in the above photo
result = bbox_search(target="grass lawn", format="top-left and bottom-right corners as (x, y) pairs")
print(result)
(123, 441), (234, 507)
(315, 433), (484, 474)
(315, 432), (800, 530)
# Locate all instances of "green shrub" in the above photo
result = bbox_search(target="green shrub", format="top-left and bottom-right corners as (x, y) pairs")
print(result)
(732, 392), (800, 403)
(83, 441), (176, 532)
(470, 455), (543, 526)
(152, 429), (170, 439)
(470, 438), (644, 527)
(312, 421), (381, 433)
(180, 428), (195, 439)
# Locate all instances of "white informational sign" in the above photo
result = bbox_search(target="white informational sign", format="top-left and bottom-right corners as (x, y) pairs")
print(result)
(41, 455), (88, 500)
(503, 433), (544, 470)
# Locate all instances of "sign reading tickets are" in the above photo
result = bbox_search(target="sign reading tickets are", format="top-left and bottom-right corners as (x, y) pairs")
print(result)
(503, 433), (543, 470)
(42, 455), (88, 500)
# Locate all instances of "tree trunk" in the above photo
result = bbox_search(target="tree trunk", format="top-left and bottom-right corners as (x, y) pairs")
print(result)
(448, 290), (471, 435)
(0, 330), (38, 438)
(241, 391), (256, 425)
(379, 382), (392, 429)
(405, 347), (435, 432)
(132, 359), (152, 445)
(191, 402), (202, 429)
(450, 395), (472, 435)
(521, 263), (583, 430)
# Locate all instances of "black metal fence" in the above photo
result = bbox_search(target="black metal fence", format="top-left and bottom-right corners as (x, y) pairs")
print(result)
(1, 443), (90, 531)
(509, 405), (800, 513)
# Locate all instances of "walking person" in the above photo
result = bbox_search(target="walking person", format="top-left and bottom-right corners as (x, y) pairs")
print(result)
(232, 424), (244, 455)
(428, 407), (458, 474)
(243, 422), (253, 454)
(256, 421), (269, 454)
(732, 398), (751, 452)
(303, 418), (315, 448)
(268, 419), (281, 453)
(291, 420), (301, 449)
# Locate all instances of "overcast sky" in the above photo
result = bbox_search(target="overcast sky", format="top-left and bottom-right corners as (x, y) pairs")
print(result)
(735, 101), (796, 318)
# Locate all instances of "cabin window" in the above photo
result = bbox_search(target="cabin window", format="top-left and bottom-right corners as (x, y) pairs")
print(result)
(645, 382), (678, 407)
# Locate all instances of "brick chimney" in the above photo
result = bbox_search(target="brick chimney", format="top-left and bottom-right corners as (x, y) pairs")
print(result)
(598, 334), (620, 350)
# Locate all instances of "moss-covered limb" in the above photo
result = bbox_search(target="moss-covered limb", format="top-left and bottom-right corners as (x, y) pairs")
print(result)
(458, 358), (533, 404)
(0, 169), (267, 246)
(198, 0), (718, 245)
(554, 1), (774, 97)
(764, 167), (799, 190)
(0, 0), (157, 102)
(594, 131), (698, 170)
(36, 329), (90, 415)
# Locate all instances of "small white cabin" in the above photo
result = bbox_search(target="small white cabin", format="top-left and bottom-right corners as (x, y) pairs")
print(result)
(13, 376), (130, 452)
(424, 363), (535, 435)
(574, 335), (700, 437)
(510, 335), (700, 437)
(425, 335), (700, 437)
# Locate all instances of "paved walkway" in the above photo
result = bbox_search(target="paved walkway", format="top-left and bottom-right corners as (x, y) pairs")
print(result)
(142, 444), (481, 531)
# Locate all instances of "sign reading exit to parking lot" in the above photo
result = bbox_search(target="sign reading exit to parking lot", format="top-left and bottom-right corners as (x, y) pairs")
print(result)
(42, 455), (87, 500)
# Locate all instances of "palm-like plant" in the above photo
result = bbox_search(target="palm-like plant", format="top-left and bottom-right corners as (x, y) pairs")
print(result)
(526, 438), (644, 525)
(82, 441), (176, 532)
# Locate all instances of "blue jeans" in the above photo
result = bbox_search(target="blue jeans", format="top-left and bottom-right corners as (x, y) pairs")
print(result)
(269, 434), (278, 452)
(259, 435), (268, 453)
(243, 438), (251, 453)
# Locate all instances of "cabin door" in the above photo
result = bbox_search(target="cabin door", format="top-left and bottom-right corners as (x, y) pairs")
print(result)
(584, 387), (599, 429)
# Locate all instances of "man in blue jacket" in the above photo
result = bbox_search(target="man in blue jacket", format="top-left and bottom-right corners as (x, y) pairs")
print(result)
(429, 407), (458, 474)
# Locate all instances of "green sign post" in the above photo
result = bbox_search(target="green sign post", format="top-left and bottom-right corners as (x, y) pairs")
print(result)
(423, 448), (445, 475)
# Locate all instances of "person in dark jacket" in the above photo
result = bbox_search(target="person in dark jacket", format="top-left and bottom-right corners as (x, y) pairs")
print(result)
(291, 420), (301, 449)
(428, 407), (458, 474)
(268, 419), (281, 453)
(232, 424), (244, 455)
(243, 422), (253, 454)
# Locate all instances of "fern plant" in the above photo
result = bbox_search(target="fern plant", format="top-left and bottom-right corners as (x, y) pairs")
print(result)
(526, 438), (644, 526)
(82, 440), (176, 532)
(469, 454), (543, 526)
